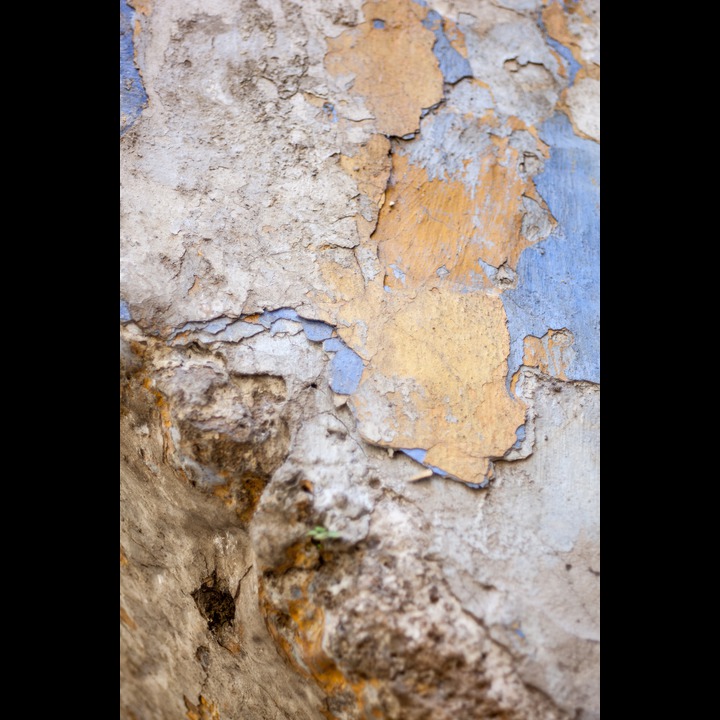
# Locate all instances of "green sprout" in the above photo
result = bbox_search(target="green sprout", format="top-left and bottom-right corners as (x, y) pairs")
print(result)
(306, 525), (340, 544)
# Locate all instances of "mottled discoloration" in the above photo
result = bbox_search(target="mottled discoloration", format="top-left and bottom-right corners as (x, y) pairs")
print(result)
(325, 0), (444, 137)
(334, 285), (525, 484)
(120, 0), (148, 135)
(121, 1), (599, 717)
(504, 113), (599, 384)
(522, 328), (575, 380)
(375, 139), (545, 291)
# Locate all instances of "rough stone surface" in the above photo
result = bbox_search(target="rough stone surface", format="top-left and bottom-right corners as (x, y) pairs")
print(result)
(121, 1), (599, 718)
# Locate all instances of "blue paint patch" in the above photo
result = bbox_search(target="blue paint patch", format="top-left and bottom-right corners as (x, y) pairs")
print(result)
(120, 299), (132, 323)
(511, 424), (526, 450)
(464, 481), (487, 489)
(372, 19), (386, 29)
(401, 448), (427, 464)
(330, 347), (365, 394)
(426, 462), (449, 478)
(203, 318), (233, 334)
(421, 10), (473, 85)
(400, 449), (459, 480)
(322, 102), (338, 123)
(537, 11), (581, 86)
(120, 0), (148, 135)
(390, 264), (406, 283)
(258, 307), (300, 328)
(503, 113), (599, 384)
(322, 338), (345, 353)
(301, 319), (334, 342)
(477, 258), (498, 282)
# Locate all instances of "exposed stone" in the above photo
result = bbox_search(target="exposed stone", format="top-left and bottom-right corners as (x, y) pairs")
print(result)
(120, 1), (599, 717)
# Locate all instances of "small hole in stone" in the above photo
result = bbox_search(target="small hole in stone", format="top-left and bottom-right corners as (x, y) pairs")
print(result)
(368, 477), (381, 489)
(195, 645), (210, 669)
(565, 563), (572, 571)
(192, 570), (236, 640)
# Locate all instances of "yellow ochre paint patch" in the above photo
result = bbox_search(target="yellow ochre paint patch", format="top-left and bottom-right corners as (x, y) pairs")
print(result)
(324, 0), (443, 137)
(339, 286), (526, 485)
(375, 140), (540, 292)
(340, 134), (392, 245)
(317, 5), (556, 483)
(522, 329), (575, 380)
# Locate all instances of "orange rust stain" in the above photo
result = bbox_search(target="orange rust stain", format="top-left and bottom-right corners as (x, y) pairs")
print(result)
(184, 695), (220, 720)
(258, 550), (379, 717)
(522, 329), (575, 380)
(324, 0), (443, 137)
(374, 141), (541, 292)
(143, 378), (172, 430)
(120, 606), (137, 630)
(187, 275), (201, 296)
(120, 545), (129, 567)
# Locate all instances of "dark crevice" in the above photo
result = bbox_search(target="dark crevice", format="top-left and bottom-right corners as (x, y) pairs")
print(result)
(192, 570), (236, 640)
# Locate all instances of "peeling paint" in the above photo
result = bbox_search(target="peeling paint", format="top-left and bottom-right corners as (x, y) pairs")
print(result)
(522, 328), (575, 380)
(329, 347), (365, 395)
(504, 113), (599, 384)
(120, 299), (132, 323)
(120, 0), (147, 135)
(301, 319), (334, 342)
(374, 143), (542, 292)
(341, 286), (526, 485)
(421, 9), (473, 84)
(325, 0), (443, 137)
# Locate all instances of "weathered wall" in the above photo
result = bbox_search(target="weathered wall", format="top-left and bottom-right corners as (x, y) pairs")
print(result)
(120, 0), (599, 718)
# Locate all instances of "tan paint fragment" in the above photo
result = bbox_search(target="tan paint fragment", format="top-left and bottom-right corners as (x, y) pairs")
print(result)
(340, 135), (392, 206)
(443, 17), (469, 59)
(340, 285), (525, 484)
(324, 0), (443, 137)
(522, 329), (575, 380)
(129, 0), (153, 17)
(375, 140), (542, 292)
(339, 134), (392, 249)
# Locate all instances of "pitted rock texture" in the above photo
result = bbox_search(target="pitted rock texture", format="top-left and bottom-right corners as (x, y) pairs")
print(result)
(121, 1), (599, 718)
